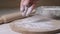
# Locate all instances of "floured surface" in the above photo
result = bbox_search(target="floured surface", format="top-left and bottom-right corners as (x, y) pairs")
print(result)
(0, 24), (21, 34)
(11, 14), (60, 32)
(0, 21), (60, 34)
(15, 20), (60, 32)
(0, 6), (60, 34)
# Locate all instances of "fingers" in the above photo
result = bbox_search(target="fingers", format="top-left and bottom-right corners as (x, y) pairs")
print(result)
(22, 0), (30, 6)
(25, 4), (35, 16)
(20, 0), (30, 13)
(20, 0), (36, 16)
(20, 0), (25, 12)
(22, 6), (28, 16)
(20, 4), (35, 16)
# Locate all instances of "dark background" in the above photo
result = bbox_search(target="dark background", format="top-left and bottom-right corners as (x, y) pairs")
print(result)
(0, 0), (60, 8)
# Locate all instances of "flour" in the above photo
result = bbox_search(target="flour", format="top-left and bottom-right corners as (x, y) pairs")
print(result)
(12, 14), (60, 32)
(16, 21), (54, 29)
(36, 6), (60, 17)
(15, 20), (56, 30)
(10, 6), (60, 33)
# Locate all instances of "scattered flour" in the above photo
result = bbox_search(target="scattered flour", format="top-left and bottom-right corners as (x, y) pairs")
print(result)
(14, 19), (59, 32)
(13, 15), (60, 32)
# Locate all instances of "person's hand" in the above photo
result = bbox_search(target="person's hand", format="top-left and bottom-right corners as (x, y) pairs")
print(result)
(20, 0), (38, 16)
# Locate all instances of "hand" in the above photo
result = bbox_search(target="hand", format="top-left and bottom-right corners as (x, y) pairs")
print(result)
(20, 0), (38, 16)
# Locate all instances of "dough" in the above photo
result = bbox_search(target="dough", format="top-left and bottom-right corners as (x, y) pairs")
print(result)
(10, 6), (60, 34)
(10, 14), (60, 34)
